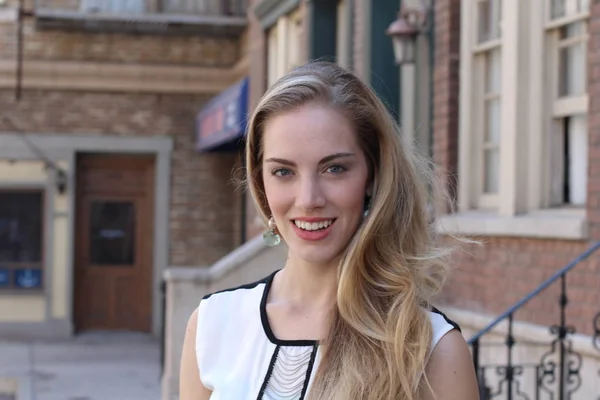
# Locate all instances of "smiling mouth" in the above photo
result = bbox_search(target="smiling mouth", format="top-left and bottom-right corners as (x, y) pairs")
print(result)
(292, 219), (336, 231)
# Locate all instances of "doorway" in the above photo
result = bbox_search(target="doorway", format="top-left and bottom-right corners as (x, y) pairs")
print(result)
(73, 154), (155, 332)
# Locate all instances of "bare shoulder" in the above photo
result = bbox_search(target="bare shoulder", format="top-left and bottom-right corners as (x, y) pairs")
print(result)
(179, 308), (212, 400)
(420, 329), (480, 400)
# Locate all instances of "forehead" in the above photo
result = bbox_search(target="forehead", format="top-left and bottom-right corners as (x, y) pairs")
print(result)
(261, 104), (360, 159)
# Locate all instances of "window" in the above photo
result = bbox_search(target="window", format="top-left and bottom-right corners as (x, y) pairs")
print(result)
(547, 10), (589, 206)
(89, 201), (136, 266)
(444, 0), (590, 239)
(0, 191), (44, 290)
(549, 0), (589, 20)
(266, 9), (304, 87)
(472, 0), (503, 209)
(336, 0), (352, 69)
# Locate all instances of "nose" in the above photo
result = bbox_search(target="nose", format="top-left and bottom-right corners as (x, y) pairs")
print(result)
(296, 175), (326, 211)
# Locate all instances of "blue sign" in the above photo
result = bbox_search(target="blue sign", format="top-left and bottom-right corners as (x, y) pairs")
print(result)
(0, 269), (9, 287)
(14, 269), (42, 289)
(196, 77), (249, 151)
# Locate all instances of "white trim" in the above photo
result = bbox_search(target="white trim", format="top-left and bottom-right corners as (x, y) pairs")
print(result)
(472, 39), (502, 54)
(497, 0), (526, 216)
(527, 2), (546, 211)
(553, 95), (589, 116)
(545, 12), (589, 29)
(436, 208), (588, 240)
(458, 0), (476, 212)
(0, 8), (17, 23)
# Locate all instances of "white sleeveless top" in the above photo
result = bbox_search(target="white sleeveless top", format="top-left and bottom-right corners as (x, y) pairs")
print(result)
(195, 271), (459, 400)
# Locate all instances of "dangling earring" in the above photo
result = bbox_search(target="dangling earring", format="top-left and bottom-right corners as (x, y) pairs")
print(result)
(263, 217), (281, 247)
(363, 196), (372, 218)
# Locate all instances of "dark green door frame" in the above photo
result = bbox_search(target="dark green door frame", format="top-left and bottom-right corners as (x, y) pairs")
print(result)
(307, 0), (338, 62)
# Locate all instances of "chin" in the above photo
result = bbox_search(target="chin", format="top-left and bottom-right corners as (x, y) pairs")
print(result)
(294, 248), (344, 267)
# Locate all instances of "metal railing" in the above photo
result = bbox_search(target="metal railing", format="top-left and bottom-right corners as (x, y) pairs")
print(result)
(468, 241), (600, 400)
(35, 0), (247, 17)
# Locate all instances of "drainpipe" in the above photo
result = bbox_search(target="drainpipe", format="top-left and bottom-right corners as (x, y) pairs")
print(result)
(159, 278), (166, 379)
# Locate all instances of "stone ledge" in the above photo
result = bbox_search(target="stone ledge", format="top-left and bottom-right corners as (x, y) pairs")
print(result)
(0, 56), (248, 95)
(0, 377), (17, 400)
(436, 208), (588, 240)
(164, 234), (282, 283)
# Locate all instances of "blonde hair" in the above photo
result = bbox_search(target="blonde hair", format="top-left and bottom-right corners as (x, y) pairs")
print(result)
(245, 61), (452, 400)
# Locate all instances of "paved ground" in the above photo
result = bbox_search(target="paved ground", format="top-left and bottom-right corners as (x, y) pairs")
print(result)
(0, 333), (161, 400)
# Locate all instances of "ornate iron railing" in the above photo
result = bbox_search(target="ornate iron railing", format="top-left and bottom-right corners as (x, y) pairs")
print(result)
(468, 241), (600, 400)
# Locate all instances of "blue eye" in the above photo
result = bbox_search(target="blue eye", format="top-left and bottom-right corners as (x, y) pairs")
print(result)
(326, 165), (347, 174)
(272, 168), (292, 177)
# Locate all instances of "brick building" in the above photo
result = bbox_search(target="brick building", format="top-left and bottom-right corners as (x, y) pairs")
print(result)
(435, 0), (599, 337)
(432, 0), (600, 396)
(245, 0), (600, 347)
(0, 0), (248, 339)
(161, 0), (600, 398)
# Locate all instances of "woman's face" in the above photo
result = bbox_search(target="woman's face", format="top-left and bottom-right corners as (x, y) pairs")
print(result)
(261, 103), (371, 267)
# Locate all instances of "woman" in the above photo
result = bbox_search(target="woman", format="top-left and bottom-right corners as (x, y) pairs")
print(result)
(180, 61), (479, 400)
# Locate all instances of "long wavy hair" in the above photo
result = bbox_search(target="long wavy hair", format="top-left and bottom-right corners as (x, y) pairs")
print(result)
(245, 61), (453, 400)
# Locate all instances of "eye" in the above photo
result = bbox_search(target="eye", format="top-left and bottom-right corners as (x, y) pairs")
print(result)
(272, 168), (293, 177)
(325, 164), (347, 174)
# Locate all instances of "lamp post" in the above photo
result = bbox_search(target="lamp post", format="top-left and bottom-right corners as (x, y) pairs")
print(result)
(386, 4), (430, 65)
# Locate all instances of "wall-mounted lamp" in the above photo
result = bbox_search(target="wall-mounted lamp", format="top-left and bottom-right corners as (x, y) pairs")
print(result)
(386, 4), (430, 65)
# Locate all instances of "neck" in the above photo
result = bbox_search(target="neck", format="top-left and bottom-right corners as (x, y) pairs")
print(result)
(274, 257), (339, 312)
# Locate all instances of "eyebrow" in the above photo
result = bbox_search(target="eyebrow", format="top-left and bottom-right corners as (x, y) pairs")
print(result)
(264, 152), (356, 166)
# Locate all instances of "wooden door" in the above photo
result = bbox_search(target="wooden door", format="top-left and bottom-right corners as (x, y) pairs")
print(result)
(74, 154), (155, 333)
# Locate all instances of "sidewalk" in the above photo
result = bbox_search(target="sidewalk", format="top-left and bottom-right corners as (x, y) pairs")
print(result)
(0, 332), (162, 400)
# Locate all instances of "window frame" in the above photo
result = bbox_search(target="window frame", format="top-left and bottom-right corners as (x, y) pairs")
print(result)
(0, 188), (46, 292)
(266, 8), (305, 87)
(545, 6), (589, 207)
(447, 0), (590, 239)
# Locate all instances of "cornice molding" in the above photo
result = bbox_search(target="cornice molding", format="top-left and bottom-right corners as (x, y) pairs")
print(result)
(0, 56), (248, 95)
(254, 0), (300, 29)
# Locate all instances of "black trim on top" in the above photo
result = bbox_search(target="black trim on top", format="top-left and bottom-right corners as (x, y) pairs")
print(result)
(431, 306), (461, 333)
(298, 345), (319, 400)
(256, 345), (280, 400)
(202, 271), (275, 300)
(260, 270), (320, 347)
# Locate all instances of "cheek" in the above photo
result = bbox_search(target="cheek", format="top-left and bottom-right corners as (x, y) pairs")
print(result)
(263, 179), (292, 214)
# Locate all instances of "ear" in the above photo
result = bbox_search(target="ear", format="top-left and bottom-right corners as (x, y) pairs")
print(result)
(365, 181), (374, 198)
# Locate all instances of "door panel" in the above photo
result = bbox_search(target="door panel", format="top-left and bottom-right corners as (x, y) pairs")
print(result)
(74, 154), (154, 333)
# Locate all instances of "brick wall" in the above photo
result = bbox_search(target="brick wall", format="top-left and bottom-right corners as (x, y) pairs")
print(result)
(0, 90), (239, 266)
(432, 0), (460, 210)
(433, 0), (600, 337)
(438, 238), (598, 336)
(588, 1), (600, 241)
(0, 18), (239, 67)
(244, 0), (265, 241)
(0, 4), (245, 267)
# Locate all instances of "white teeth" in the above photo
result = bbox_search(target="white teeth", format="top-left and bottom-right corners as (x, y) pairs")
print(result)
(294, 219), (334, 231)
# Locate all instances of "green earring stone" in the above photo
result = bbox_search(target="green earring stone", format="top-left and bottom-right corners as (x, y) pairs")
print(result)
(263, 229), (281, 247)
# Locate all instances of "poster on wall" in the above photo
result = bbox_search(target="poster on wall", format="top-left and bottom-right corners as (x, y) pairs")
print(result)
(14, 269), (42, 289)
(0, 269), (9, 287)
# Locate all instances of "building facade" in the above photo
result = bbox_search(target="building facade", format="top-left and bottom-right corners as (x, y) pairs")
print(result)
(437, 0), (599, 338)
(0, 0), (248, 339)
(162, 0), (600, 398)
